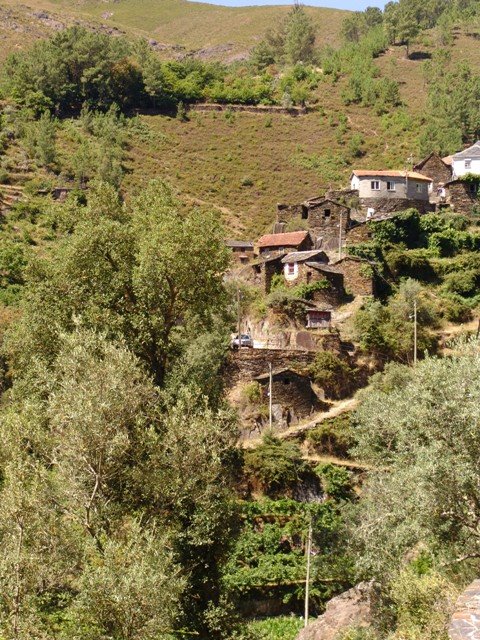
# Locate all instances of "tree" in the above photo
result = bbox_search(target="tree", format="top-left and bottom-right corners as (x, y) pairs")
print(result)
(350, 339), (480, 581)
(0, 325), (238, 638)
(5, 180), (231, 388)
(284, 5), (316, 65)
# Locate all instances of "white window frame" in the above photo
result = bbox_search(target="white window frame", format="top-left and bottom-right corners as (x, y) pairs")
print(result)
(416, 183), (423, 193)
(371, 180), (380, 191)
(287, 263), (295, 275)
(386, 181), (396, 191)
(465, 159), (472, 170)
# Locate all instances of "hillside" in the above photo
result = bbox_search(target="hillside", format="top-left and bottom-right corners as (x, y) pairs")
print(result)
(0, 0), (346, 62)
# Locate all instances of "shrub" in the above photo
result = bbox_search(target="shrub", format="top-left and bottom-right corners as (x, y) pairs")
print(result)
(442, 269), (480, 297)
(244, 434), (306, 494)
(306, 414), (353, 457)
(315, 463), (353, 501)
(241, 381), (263, 405)
(439, 294), (473, 323)
(309, 351), (355, 399)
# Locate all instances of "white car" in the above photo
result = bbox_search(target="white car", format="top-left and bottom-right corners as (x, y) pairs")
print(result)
(231, 334), (254, 349)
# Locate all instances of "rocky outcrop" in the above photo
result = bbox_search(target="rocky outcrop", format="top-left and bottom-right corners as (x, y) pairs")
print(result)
(449, 580), (480, 640)
(296, 581), (377, 640)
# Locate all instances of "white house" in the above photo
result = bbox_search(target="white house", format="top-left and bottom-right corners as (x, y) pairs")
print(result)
(350, 170), (433, 200)
(451, 141), (480, 179)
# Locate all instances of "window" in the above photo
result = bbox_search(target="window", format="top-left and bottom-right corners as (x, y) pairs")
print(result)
(287, 263), (295, 275)
(371, 180), (380, 191)
(387, 181), (396, 191)
(416, 183), (423, 193)
(465, 159), (472, 170)
(323, 209), (331, 217)
(469, 183), (478, 196)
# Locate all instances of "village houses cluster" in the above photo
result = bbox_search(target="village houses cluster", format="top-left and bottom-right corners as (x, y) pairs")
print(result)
(224, 144), (480, 437)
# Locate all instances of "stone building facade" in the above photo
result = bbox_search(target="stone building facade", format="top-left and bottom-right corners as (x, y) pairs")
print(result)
(276, 198), (351, 251)
(226, 240), (254, 264)
(445, 179), (480, 216)
(414, 152), (452, 193)
(332, 256), (375, 297)
(255, 368), (322, 424)
(238, 254), (285, 294)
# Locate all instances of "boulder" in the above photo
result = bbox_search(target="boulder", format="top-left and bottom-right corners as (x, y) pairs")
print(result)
(296, 581), (377, 640)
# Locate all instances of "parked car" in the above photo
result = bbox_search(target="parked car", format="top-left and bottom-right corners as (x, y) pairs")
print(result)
(231, 334), (254, 349)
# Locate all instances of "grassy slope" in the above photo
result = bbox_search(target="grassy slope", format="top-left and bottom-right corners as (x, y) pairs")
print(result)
(0, 0), (346, 59)
(2, 1), (480, 238)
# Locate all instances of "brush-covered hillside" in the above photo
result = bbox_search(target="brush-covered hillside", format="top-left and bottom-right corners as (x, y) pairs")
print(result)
(2, 1), (480, 237)
(0, 0), (346, 62)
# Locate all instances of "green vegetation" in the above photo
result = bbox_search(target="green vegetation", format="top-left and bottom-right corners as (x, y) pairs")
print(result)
(309, 351), (356, 399)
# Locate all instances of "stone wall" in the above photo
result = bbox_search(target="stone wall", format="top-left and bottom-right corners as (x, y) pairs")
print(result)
(257, 370), (322, 422)
(187, 103), (308, 116)
(333, 256), (374, 297)
(447, 182), (479, 216)
(359, 197), (434, 216)
(225, 348), (317, 388)
(448, 580), (480, 640)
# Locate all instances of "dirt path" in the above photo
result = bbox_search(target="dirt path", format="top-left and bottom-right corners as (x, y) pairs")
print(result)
(301, 452), (375, 471)
(241, 396), (358, 450)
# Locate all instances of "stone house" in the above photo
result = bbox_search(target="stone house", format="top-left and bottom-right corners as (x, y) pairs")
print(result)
(226, 240), (254, 264)
(451, 140), (480, 178)
(332, 255), (375, 297)
(241, 253), (286, 294)
(414, 152), (452, 194)
(256, 230), (313, 256)
(254, 368), (321, 426)
(276, 198), (351, 251)
(445, 178), (480, 216)
(281, 250), (329, 285)
(350, 170), (433, 216)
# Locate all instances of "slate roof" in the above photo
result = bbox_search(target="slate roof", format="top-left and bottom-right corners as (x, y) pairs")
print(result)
(351, 170), (433, 182)
(255, 368), (308, 382)
(452, 141), (480, 160)
(257, 230), (309, 248)
(305, 262), (342, 274)
(226, 239), (253, 249)
(414, 152), (451, 171)
(281, 250), (328, 264)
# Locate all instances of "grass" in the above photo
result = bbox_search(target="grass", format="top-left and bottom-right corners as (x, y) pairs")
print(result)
(0, 0), (346, 61)
(246, 615), (304, 640)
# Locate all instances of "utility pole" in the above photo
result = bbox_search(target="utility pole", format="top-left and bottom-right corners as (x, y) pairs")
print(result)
(304, 515), (313, 628)
(338, 210), (343, 260)
(269, 362), (273, 430)
(237, 289), (242, 342)
(413, 298), (418, 366)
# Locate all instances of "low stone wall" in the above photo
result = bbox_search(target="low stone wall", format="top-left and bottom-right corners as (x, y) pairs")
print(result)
(225, 348), (316, 388)
(188, 103), (307, 116)
(359, 197), (433, 215)
(449, 580), (480, 640)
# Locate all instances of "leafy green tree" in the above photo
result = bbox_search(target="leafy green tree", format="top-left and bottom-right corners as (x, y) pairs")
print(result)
(5, 181), (231, 388)
(350, 339), (480, 580)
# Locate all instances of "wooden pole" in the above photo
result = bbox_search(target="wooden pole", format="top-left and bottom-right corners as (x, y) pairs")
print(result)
(269, 362), (273, 430)
(237, 289), (242, 344)
(304, 516), (313, 628)
(338, 210), (343, 260)
(413, 299), (418, 366)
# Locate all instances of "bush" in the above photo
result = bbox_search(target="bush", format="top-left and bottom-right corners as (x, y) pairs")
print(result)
(309, 351), (355, 399)
(439, 294), (473, 323)
(241, 381), (263, 405)
(244, 434), (306, 494)
(442, 269), (480, 297)
(306, 414), (353, 457)
(315, 463), (353, 501)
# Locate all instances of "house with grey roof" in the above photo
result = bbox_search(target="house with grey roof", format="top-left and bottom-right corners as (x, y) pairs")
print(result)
(452, 141), (480, 179)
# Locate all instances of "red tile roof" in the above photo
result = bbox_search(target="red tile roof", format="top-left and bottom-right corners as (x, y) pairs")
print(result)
(351, 170), (432, 182)
(257, 231), (309, 248)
